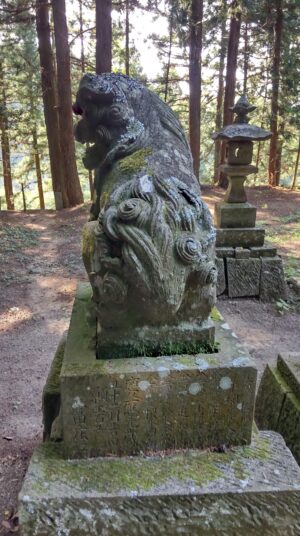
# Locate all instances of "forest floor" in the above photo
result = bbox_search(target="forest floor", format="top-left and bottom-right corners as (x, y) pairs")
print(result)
(0, 185), (300, 534)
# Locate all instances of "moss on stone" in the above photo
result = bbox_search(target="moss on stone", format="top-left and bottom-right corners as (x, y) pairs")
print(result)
(98, 339), (219, 360)
(43, 337), (66, 396)
(210, 307), (223, 322)
(31, 434), (273, 496)
(118, 147), (152, 175)
(82, 224), (95, 262)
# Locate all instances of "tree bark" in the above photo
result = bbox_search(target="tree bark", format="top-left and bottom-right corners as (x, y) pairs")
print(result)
(0, 60), (14, 210)
(213, 3), (227, 183)
(291, 133), (300, 190)
(52, 0), (83, 206)
(218, 3), (241, 188)
(125, 0), (130, 75)
(36, 0), (66, 209)
(189, 0), (203, 180)
(79, 0), (94, 200)
(32, 126), (45, 209)
(164, 11), (173, 103)
(95, 0), (112, 74)
(268, 0), (283, 187)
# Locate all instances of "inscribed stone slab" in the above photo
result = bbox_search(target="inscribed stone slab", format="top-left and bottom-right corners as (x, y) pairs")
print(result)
(59, 284), (257, 459)
(227, 258), (261, 297)
(19, 431), (300, 536)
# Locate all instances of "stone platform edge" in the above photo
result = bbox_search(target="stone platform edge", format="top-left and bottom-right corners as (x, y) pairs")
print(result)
(19, 430), (300, 535)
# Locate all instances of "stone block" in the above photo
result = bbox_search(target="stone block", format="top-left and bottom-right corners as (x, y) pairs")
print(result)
(227, 258), (261, 298)
(214, 202), (256, 229)
(255, 365), (290, 431)
(255, 353), (300, 464)
(216, 246), (235, 258)
(260, 257), (287, 302)
(235, 247), (250, 259)
(216, 257), (226, 296)
(19, 431), (300, 536)
(278, 352), (300, 400)
(58, 284), (257, 459)
(43, 334), (66, 440)
(216, 227), (265, 248)
(250, 245), (277, 258)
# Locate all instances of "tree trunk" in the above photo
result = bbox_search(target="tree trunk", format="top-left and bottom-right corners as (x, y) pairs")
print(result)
(213, 3), (227, 183)
(36, 0), (66, 209)
(164, 11), (173, 103)
(291, 133), (300, 190)
(21, 183), (27, 211)
(0, 61), (14, 210)
(268, 0), (283, 187)
(189, 0), (203, 180)
(125, 0), (130, 75)
(32, 126), (45, 209)
(95, 0), (112, 74)
(52, 0), (83, 207)
(79, 0), (94, 200)
(218, 2), (241, 188)
(243, 21), (249, 94)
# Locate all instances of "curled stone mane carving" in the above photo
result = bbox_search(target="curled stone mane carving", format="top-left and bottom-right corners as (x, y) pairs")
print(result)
(74, 73), (217, 357)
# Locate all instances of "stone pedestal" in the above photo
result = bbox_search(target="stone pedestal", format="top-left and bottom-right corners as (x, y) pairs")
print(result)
(215, 202), (257, 229)
(216, 248), (287, 301)
(19, 431), (300, 536)
(255, 352), (300, 464)
(44, 284), (257, 459)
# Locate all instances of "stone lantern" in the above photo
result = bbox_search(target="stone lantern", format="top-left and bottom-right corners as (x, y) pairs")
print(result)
(213, 95), (271, 232)
(212, 95), (287, 301)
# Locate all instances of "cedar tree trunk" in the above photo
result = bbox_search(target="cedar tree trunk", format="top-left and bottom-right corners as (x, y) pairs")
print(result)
(0, 60), (14, 210)
(36, 0), (66, 209)
(189, 0), (203, 180)
(95, 0), (112, 74)
(52, 0), (83, 206)
(218, 3), (241, 188)
(268, 0), (283, 186)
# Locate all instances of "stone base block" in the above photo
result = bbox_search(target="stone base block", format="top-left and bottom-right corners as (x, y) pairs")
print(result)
(214, 202), (256, 229)
(47, 284), (257, 459)
(255, 353), (300, 464)
(216, 227), (265, 248)
(227, 258), (261, 297)
(260, 256), (287, 301)
(19, 431), (300, 536)
(215, 251), (286, 301)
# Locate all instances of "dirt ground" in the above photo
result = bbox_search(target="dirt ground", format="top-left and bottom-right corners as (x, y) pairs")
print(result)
(0, 186), (299, 534)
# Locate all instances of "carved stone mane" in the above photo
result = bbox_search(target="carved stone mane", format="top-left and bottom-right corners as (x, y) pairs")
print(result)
(74, 73), (217, 356)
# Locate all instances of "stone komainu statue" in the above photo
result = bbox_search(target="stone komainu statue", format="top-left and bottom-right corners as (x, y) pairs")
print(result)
(73, 73), (217, 355)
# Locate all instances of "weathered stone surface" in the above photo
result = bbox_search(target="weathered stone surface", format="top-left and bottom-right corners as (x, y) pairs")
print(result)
(277, 392), (300, 464)
(255, 354), (300, 463)
(75, 73), (217, 346)
(43, 334), (66, 440)
(235, 247), (250, 259)
(19, 431), (300, 536)
(216, 227), (265, 248)
(250, 245), (277, 257)
(214, 202), (256, 228)
(260, 257), (287, 302)
(278, 352), (300, 400)
(227, 258), (261, 297)
(216, 257), (226, 296)
(255, 365), (290, 431)
(216, 246), (235, 258)
(58, 284), (257, 459)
